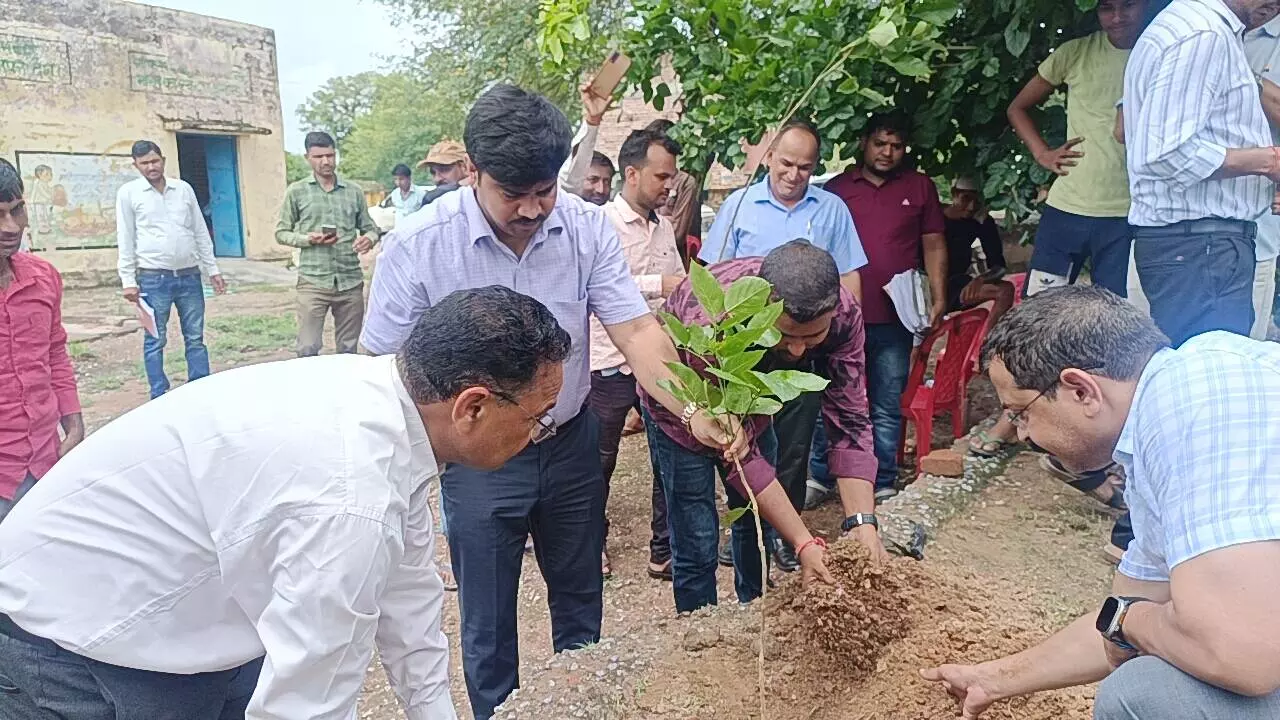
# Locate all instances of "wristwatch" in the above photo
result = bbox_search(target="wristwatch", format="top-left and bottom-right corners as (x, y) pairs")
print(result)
(1095, 595), (1150, 651)
(841, 513), (879, 533)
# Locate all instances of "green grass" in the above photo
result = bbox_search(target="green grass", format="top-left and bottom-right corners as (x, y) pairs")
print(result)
(67, 341), (96, 361)
(83, 373), (127, 394)
(133, 313), (298, 383)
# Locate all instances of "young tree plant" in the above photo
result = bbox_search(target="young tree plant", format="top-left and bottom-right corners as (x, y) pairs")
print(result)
(657, 263), (829, 713)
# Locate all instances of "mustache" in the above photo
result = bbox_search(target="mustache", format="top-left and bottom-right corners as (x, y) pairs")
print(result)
(511, 217), (546, 227)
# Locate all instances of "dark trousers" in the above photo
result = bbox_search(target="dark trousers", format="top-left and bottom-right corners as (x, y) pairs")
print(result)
(644, 408), (778, 613)
(0, 616), (261, 720)
(1030, 206), (1132, 296)
(0, 473), (37, 526)
(587, 371), (671, 564)
(1134, 220), (1257, 347)
(774, 391), (823, 512)
(859, 322), (915, 490)
(138, 268), (209, 399)
(442, 411), (604, 720)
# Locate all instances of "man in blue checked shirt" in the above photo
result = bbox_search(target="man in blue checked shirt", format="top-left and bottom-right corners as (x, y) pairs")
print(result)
(924, 286), (1280, 719)
(360, 84), (801, 720)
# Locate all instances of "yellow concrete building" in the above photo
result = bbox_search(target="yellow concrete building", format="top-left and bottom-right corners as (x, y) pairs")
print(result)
(1, 0), (290, 283)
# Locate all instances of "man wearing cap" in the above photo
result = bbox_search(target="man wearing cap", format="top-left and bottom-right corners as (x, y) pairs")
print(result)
(418, 140), (471, 210)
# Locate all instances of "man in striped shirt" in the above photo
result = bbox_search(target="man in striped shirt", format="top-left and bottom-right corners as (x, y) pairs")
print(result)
(1123, 0), (1280, 347)
(924, 286), (1280, 718)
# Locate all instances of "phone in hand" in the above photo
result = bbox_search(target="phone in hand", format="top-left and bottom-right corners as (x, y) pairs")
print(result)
(321, 225), (337, 242)
(589, 51), (631, 99)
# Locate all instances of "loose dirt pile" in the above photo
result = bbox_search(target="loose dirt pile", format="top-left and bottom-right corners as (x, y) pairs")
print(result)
(627, 538), (1095, 720)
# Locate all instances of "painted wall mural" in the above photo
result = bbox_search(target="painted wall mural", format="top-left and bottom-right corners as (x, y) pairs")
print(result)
(14, 151), (135, 250)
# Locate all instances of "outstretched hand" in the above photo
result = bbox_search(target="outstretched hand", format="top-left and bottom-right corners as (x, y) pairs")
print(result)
(1035, 137), (1085, 176)
(919, 664), (1000, 720)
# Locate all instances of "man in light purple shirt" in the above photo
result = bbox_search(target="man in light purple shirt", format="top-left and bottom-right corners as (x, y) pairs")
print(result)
(361, 84), (761, 720)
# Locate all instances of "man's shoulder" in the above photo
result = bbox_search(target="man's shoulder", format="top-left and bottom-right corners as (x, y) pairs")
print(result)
(284, 178), (313, 196)
(11, 251), (61, 284)
(1143, 0), (1227, 41)
(117, 176), (145, 197)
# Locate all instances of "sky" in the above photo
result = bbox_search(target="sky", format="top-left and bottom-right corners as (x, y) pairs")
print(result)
(142, 0), (414, 152)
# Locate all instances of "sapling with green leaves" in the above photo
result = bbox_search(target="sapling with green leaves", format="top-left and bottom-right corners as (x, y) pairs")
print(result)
(657, 262), (831, 712)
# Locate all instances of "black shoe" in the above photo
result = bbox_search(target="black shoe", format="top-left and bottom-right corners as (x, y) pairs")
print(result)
(771, 539), (799, 573)
(718, 538), (734, 567)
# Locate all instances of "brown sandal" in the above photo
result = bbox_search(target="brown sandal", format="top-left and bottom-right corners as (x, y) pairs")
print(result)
(646, 560), (672, 581)
(601, 550), (613, 579)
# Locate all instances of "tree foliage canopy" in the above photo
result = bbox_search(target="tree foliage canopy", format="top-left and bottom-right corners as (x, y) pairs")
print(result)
(296, 72), (380, 149)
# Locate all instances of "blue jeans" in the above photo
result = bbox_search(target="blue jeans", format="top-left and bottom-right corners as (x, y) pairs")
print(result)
(1134, 220), (1256, 347)
(811, 323), (913, 491)
(0, 615), (261, 720)
(1030, 205), (1131, 297)
(441, 411), (604, 720)
(138, 270), (210, 399)
(0, 474), (37, 526)
(644, 408), (778, 613)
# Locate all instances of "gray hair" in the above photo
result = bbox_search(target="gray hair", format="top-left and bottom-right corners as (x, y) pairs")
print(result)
(397, 285), (571, 404)
(981, 285), (1169, 396)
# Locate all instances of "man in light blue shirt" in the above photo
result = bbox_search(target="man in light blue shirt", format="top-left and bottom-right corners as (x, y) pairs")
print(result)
(1245, 13), (1280, 339)
(382, 163), (426, 221)
(924, 286), (1280, 718)
(361, 84), (769, 720)
(701, 120), (866, 299)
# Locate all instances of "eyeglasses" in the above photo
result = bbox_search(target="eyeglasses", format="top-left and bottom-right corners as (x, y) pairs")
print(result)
(494, 390), (557, 444)
(1004, 368), (1103, 429)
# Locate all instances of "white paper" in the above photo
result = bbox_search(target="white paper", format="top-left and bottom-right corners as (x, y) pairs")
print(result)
(883, 269), (931, 345)
(135, 297), (158, 338)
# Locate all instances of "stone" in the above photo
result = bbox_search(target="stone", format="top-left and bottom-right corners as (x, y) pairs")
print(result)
(920, 449), (965, 477)
(681, 626), (722, 652)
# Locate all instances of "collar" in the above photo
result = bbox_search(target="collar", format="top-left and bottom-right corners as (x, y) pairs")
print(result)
(1112, 348), (1174, 462)
(609, 194), (656, 225)
(746, 178), (819, 211)
(389, 355), (437, 466)
(309, 174), (347, 190)
(1196, 0), (1246, 34)
(459, 186), (567, 247)
(1260, 12), (1280, 36)
(140, 177), (175, 194)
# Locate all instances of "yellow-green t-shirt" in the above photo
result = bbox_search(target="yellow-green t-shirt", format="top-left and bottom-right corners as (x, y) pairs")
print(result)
(1038, 31), (1130, 218)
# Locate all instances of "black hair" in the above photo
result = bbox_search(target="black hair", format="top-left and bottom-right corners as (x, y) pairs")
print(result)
(0, 158), (22, 203)
(397, 285), (572, 404)
(464, 84), (571, 188)
(776, 118), (822, 153)
(304, 131), (336, 152)
(130, 140), (163, 159)
(863, 113), (911, 142)
(617, 129), (681, 173)
(392, 163), (412, 178)
(981, 286), (1169, 397)
(589, 151), (616, 175)
(758, 240), (841, 323)
(644, 119), (675, 135)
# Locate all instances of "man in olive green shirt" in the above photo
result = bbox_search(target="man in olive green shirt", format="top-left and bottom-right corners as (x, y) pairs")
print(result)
(1007, 0), (1147, 299)
(275, 131), (380, 356)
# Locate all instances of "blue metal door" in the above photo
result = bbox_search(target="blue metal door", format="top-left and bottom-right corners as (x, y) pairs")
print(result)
(204, 136), (245, 257)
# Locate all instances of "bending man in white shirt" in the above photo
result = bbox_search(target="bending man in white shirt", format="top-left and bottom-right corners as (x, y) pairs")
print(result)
(0, 285), (572, 720)
(116, 139), (226, 399)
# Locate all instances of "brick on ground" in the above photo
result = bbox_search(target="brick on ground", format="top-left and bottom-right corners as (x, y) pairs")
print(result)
(920, 449), (964, 477)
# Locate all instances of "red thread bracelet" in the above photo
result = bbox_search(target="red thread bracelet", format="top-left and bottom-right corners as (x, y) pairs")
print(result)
(796, 536), (827, 558)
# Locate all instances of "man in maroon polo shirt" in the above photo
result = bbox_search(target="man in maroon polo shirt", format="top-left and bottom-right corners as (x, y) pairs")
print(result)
(824, 114), (947, 502)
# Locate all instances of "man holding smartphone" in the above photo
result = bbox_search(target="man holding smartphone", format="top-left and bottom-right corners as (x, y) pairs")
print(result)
(275, 131), (381, 356)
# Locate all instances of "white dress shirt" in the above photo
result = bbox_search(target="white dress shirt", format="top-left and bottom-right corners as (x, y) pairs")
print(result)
(1123, 0), (1273, 227)
(590, 194), (686, 373)
(1115, 332), (1280, 582)
(1246, 15), (1280, 262)
(115, 176), (221, 289)
(559, 121), (601, 196)
(0, 354), (456, 720)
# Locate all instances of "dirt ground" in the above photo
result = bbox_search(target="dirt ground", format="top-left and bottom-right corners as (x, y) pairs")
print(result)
(65, 281), (1119, 720)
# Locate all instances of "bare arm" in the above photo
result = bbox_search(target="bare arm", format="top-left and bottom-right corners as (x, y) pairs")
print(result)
(1114, 106), (1126, 146)
(922, 232), (948, 324)
(1123, 540), (1280, 697)
(840, 271), (862, 304)
(1008, 75), (1083, 176)
(1261, 78), (1280, 129)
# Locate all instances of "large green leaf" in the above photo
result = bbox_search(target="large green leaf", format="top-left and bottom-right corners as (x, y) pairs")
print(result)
(688, 262), (725, 318)
(912, 0), (960, 25)
(746, 397), (784, 416)
(657, 378), (692, 405)
(747, 301), (785, 330)
(659, 311), (691, 347)
(1003, 20), (1031, 57)
(751, 370), (802, 402)
(721, 506), (749, 528)
(757, 327), (782, 348)
(706, 366), (753, 387)
(723, 276), (772, 320)
(721, 349), (767, 376)
(772, 369), (831, 392)
(723, 384), (755, 415)
(867, 19), (899, 48)
(687, 324), (716, 356)
(665, 361), (705, 396)
(719, 325), (771, 356)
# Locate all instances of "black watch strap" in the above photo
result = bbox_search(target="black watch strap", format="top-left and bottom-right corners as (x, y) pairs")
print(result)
(842, 513), (879, 532)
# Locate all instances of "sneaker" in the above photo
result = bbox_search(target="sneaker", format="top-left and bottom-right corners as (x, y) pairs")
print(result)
(803, 479), (836, 511)
(874, 487), (899, 504)
(770, 537), (799, 573)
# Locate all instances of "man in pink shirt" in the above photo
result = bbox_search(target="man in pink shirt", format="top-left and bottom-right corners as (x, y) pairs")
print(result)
(0, 158), (82, 524)
(588, 128), (686, 579)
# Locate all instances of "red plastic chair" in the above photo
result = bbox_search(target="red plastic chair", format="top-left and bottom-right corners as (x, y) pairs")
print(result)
(1007, 272), (1027, 305)
(897, 305), (991, 475)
